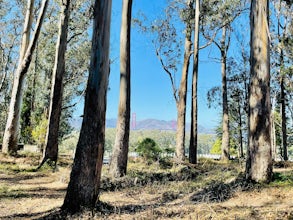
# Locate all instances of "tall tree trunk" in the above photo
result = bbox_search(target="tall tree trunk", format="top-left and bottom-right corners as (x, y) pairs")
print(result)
(221, 26), (230, 161)
(271, 97), (276, 161)
(62, 0), (111, 213)
(280, 75), (287, 160)
(109, 0), (132, 178)
(246, 0), (272, 183)
(189, 0), (199, 164)
(276, 0), (288, 161)
(175, 0), (193, 162)
(237, 95), (244, 158)
(2, 0), (49, 154)
(38, 0), (71, 169)
(1, 0), (34, 150)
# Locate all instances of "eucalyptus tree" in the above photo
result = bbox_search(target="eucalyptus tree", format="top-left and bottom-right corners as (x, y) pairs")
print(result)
(37, 0), (71, 169)
(62, 0), (112, 213)
(110, 0), (133, 178)
(175, 0), (193, 162)
(246, 0), (272, 183)
(146, 0), (194, 162)
(0, 4), (20, 139)
(188, 0), (200, 164)
(207, 56), (249, 159)
(2, 0), (49, 154)
(271, 0), (292, 160)
(0, 1), (21, 94)
(20, 0), (91, 149)
(227, 59), (249, 158)
(201, 0), (247, 161)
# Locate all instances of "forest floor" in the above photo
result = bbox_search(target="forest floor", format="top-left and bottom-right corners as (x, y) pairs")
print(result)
(0, 152), (292, 220)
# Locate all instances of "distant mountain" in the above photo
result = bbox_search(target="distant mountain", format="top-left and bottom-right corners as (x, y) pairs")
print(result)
(70, 118), (214, 134)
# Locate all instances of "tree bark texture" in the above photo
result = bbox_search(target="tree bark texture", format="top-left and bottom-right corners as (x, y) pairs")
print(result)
(176, 35), (191, 162)
(110, 0), (132, 178)
(246, 0), (272, 183)
(62, 0), (111, 213)
(176, 0), (194, 162)
(2, 0), (49, 154)
(39, 0), (71, 168)
(220, 26), (230, 161)
(189, 0), (199, 164)
(19, 0), (35, 62)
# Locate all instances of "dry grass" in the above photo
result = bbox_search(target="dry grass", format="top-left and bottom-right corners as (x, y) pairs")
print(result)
(0, 154), (292, 220)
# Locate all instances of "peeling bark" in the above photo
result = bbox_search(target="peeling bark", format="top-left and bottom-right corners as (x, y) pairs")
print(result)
(246, 0), (272, 183)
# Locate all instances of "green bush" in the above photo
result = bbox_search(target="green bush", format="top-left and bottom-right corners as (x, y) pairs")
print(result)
(136, 138), (162, 161)
(210, 139), (221, 154)
(31, 114), (48, 149)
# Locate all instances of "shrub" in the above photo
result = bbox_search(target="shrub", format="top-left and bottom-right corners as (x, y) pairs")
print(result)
(31, 114), (48, 150)
(136, 138), (162, 161)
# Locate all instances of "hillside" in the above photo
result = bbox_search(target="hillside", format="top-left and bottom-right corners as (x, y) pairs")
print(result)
(70, 118), (214, 134)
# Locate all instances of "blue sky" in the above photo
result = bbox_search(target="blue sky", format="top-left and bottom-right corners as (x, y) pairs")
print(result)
(107, 0), (223, 129)
(73, 0), (230, 129)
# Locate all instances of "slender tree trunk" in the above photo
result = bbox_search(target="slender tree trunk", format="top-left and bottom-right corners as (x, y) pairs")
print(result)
(189, 0), (199, 164)
(221, 26), (230, 161)
(62, 0), (111, 213)
(38, 0), (71, 169)
(2, 0), (49, 154)
(246, 0), (272, 183)
(237, 95), (244, 158)
(109, 0), (132, 178)
(175, 0), (193, 162)
(271, 103), (276, 161)
(176, 35), (191, 162)
(280, 75), (287, 160)
(277, 0), (288, 162)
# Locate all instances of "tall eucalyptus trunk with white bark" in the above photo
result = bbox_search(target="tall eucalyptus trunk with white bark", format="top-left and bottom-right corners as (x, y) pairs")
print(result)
(246, 0), (272, 183)
(175, 0), (193, 162)
(2, 0), (49, 154)
(62, 0), (112, 213)
(220, 25), (230, 161)
(110, 0), (133, 178)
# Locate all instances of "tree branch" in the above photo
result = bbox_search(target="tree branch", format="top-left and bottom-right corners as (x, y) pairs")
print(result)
(67, 32), (83, 44)
(62, 89), (85, 110)
(155, 48), (178, 103)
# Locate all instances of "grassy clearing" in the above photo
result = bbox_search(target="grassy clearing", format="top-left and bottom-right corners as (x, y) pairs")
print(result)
(0, 153), (292, 219)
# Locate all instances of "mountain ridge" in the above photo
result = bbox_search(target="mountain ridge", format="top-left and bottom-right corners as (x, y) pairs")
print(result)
(70, 118), (214, 134)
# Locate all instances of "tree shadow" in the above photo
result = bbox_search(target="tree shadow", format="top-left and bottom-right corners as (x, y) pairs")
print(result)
(190, 174), (262, 203)
(101, 166), (201, 192)
(38, 190), (184, 219)
(0, 187), (66, 199)
(0, 173), (47, 183)
(0, 208), (61, 220)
